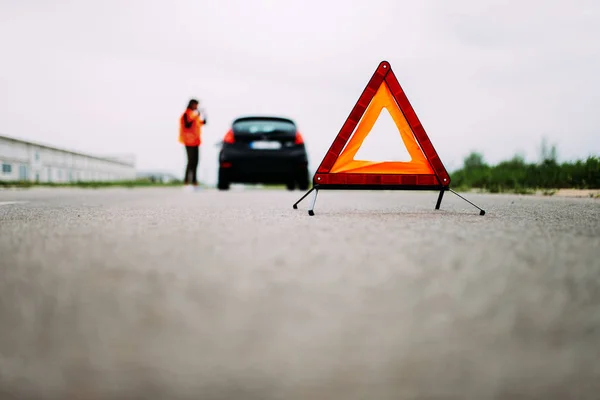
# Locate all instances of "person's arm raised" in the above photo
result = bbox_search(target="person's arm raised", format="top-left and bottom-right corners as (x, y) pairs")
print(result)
(182, 112), (195, 129)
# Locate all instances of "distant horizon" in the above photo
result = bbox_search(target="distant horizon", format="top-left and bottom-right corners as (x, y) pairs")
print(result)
(4, 130), (597, 183)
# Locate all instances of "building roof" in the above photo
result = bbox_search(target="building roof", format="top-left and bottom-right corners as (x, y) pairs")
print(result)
(0, 134), (135, 167)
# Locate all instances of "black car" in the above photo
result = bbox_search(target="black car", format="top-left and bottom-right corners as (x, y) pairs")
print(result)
(217, 116), (310, 191)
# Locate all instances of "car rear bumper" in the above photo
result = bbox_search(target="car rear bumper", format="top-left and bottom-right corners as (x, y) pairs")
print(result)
(219, 147), (308, 183)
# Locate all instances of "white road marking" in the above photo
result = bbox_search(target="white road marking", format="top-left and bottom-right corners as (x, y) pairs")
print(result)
(0, 201), (28, 207)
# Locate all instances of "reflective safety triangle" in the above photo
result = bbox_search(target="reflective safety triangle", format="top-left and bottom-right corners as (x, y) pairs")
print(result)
(314, 61), (450, 188)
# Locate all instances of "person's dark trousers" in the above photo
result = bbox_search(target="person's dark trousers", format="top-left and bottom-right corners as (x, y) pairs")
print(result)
(184, 146), (200, 185)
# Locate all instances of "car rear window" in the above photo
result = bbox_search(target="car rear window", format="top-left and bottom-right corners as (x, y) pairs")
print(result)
(233, 119), (296, 134)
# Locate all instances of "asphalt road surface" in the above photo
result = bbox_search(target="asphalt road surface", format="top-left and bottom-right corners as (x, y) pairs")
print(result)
(0, 187), (599, 400)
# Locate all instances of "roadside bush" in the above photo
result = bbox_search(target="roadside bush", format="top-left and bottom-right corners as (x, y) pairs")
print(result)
(451, 152), (600, 192)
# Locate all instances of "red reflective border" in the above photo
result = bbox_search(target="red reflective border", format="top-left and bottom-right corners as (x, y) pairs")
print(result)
(384, 70), (451, 184)
(314, 60), (451, 187)
(314, 173), (442, 186)
(317, 61), (389, 173)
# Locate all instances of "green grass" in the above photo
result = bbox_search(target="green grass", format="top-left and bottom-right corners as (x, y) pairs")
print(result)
(450, 152), (600, 194)
(0, 180), (309, 190)
(260, 184), (288, 189)
(0, 179), (186, 189)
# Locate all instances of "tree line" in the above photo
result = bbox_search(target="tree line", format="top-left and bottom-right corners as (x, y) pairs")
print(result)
(450, 140), (600, 192)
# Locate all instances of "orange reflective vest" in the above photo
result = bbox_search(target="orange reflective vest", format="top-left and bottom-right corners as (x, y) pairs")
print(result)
(179, 109), (204, 146)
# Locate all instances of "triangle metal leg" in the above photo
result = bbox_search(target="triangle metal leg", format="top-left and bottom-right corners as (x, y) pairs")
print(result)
(449, 189), (486, 216)
(435, 188), (446, 210)
(308, 189), (319, 216)
(293, 187), (315, 209)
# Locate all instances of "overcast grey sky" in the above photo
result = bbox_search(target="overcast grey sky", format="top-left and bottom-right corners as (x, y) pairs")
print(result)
(1, 0), (599, 183)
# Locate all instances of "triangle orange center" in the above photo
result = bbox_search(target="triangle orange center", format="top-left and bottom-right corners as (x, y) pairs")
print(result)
(330, 83), (434, 175)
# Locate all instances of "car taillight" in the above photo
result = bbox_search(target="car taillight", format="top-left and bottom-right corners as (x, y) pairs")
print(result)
(223, 129), (235, 144)
(295, 131), (304, 145)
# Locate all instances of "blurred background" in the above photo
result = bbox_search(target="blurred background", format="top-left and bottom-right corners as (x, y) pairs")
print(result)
(1, 3), (600, 398)
(0, 0), (599, 187)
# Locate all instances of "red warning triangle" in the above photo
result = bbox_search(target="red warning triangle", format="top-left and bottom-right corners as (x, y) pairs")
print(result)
(314, 61), (450, 189)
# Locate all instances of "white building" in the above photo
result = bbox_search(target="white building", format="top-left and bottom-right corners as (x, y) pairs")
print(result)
(0, 135), (136, 183)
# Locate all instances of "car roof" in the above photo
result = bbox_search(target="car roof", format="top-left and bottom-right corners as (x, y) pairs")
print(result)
(232, 116), (296, 125)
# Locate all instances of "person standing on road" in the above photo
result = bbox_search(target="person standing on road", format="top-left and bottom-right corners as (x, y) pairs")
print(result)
(179, 99), (207, 189)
